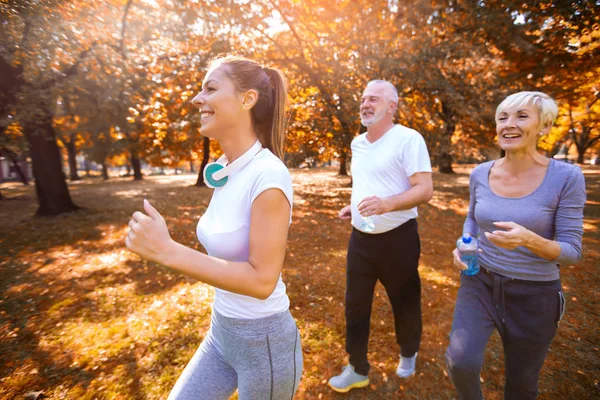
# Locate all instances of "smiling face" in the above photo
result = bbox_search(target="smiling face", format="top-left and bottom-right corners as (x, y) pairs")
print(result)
(495, 102), (545, 152)
(360, 82), (395, 127)
(190, 65), (245, 138)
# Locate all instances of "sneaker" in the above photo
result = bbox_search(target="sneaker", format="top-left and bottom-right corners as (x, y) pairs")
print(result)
(396, 353), (417, 378)
(328, 364), (369, 393)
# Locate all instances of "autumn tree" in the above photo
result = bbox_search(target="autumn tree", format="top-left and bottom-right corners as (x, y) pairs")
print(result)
(93, 0), (226, 181)
(54, 83), (93, 181)
(225, 0), (508, 173)
(3, 0), (598, 211)
(226, 0), (415, 175)
(74, 70), (126, 180)
(457, 0), (600, 162)
(550, 68), (600, 163)
(0, 120), (29, 190)
(286, 84), (337, 168)
(0, 0), (104, 215)
(374, 1), (514, 171)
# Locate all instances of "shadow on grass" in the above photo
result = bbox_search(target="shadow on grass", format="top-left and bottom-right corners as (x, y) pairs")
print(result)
(1, 167), (598, 399)
(0, 175), (212, 398)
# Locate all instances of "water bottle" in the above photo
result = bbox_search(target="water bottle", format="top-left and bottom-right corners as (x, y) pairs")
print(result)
(361, 216), (375, 232)
(456, 234), (479, 276)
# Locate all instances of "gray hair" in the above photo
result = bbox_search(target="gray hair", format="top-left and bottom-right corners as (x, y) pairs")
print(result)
(366, 80), (399, 103)
(495, 91), (558, 128)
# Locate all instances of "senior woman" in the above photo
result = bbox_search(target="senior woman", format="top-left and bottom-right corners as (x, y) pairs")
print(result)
(445, 91), (586, 400)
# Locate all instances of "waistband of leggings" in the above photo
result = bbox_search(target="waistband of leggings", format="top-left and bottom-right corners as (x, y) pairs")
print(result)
(211, 309), (295, 336)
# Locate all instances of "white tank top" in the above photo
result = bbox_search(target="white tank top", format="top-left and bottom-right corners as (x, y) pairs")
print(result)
(196, 149), (293, 319)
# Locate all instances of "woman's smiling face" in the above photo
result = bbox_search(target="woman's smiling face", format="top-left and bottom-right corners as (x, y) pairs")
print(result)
(495, 102), (543, 152)
(191, 65), (245, 138)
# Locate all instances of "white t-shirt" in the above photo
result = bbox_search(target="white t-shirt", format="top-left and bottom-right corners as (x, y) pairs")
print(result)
(196, 149), (293, 319)
(350, 124), (432, 234)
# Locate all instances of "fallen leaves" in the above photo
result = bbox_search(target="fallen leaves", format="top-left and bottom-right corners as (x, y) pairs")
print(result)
(0, 166), (599, 399)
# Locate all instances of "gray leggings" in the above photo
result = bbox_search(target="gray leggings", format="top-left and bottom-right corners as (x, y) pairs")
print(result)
(168, 309), (303, 400)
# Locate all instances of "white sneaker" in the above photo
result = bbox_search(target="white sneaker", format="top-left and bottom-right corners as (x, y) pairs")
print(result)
(328, 364), (369, 393)
(396, 352), (417, 378)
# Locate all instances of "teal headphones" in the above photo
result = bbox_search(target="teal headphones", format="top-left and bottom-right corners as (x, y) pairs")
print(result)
(203, 140), (263, 188)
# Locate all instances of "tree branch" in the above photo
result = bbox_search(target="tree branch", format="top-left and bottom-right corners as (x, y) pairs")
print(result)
(120, 0), (134, 61)
(587, 134), (600, 148)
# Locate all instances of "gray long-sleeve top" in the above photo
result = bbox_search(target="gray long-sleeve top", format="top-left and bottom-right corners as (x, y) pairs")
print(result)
(463, 159), (586, 281)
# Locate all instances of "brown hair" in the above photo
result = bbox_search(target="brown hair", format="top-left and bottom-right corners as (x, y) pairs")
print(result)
(207, 55), (287, 159)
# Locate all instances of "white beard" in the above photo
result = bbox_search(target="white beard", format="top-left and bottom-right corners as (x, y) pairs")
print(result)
(361, 107), (387, 127)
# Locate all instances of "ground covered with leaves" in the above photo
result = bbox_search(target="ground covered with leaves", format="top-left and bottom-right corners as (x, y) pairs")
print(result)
(1, 166), (598, 399)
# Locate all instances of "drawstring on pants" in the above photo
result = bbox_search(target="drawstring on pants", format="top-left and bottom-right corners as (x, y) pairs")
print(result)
(490, 271), (512, 324)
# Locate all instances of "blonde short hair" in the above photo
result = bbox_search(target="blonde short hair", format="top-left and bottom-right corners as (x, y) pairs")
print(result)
(495, 91), (558, 129)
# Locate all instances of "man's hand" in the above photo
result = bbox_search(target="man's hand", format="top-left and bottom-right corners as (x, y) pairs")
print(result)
(357, 196), (388, 217)
(339, 205), (352, 220)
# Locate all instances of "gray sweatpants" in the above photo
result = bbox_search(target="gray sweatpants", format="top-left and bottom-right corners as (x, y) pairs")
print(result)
(168, 309), (303, 400)
(445, 267), (565, 400)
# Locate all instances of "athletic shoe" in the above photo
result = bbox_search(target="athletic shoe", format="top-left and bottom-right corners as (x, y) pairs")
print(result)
(328, 364), (369, 393)
(396, 352), (417, 378)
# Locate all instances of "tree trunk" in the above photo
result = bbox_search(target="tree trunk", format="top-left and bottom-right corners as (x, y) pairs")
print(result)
(131, 152), (143, 180)
(438, 152), (454, 174)
(439, 101), (455, 174)
(547, 141), (562, 158)
(196, 136), (211, 186)
(84, 158), (91, 177)
(102, 161), (109, 180)
(189, 159), (195, 173)
(336, 122), (356, 176)
(1, 59), (25, 191)
(577, 150), (584, 164)
(4, 149), (29, 185)
(24, 121), (78, 216)
(338, 150), (348, 176)
(66, 138), (80, 181)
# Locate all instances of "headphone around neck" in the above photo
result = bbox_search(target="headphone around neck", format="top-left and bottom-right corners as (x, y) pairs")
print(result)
(203, 140), (263, 188)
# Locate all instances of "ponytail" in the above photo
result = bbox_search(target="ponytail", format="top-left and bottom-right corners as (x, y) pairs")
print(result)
(263, 68), (287, 159)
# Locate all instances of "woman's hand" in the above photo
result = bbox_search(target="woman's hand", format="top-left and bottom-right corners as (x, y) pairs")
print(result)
(485, 221), (532, 250)
(452, 248), (468, 271)
(126, 199), (175, 264)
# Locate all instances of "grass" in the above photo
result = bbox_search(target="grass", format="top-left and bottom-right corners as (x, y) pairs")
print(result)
(0, 165), (598, 399)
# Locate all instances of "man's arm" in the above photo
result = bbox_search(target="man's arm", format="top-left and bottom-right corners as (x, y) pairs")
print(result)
(357, 172), (433, 216)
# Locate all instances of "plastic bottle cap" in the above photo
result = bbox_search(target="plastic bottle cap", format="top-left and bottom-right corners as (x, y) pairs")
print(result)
(462, 234), (472, 244)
